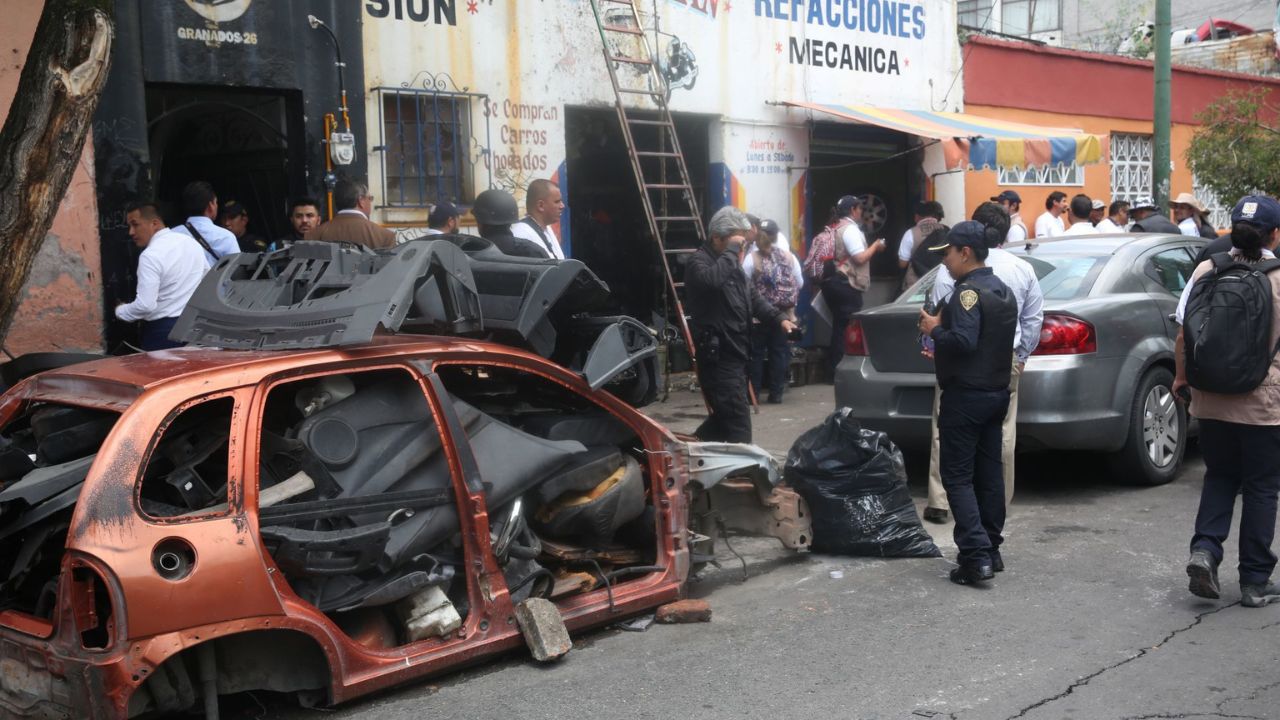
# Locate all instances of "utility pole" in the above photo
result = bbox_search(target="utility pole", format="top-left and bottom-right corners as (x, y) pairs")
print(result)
(1153, 0), (1172, 207)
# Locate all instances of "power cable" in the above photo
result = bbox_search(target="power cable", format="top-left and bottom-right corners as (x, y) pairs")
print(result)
(936, 1), (1000, 111)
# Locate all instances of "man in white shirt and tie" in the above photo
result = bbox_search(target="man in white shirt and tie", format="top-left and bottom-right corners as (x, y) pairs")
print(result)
(115, 202), (209, 350)
(170, 181), (241, 266)
(511, 179), (566, 259)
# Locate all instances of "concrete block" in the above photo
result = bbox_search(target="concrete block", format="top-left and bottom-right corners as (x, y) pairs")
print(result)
(514, 598), (572, 662)
(655, 599), (712, 624)
(397, 585), (462, 641)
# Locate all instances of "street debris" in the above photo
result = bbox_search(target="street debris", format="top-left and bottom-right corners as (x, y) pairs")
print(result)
(786, 409), (941, 558)
(655, 599), (712, 624)
(515, 598), (572, 662)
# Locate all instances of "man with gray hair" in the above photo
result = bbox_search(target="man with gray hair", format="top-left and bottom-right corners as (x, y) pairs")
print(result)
(306, 178), (396, 249)
(686, 206), (797, 442)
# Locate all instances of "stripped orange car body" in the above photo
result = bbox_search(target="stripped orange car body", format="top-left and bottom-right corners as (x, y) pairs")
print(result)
(0, 337), (809, 718)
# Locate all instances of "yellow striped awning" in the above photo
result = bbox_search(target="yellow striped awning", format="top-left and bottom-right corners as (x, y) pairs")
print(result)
(784, 101), (1106, 171)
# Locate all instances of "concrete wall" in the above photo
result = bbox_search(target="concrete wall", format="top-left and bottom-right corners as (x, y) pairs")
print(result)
(0, 3), (104, 355)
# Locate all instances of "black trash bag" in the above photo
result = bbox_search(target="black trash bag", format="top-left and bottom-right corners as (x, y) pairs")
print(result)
(785, 409), (940, 558)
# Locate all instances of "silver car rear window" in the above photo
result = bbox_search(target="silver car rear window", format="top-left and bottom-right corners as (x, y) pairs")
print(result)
(899, 255), (1107, 304)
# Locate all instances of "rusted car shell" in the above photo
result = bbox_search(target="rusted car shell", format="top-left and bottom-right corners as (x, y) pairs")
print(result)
(0, 337), (697, 719)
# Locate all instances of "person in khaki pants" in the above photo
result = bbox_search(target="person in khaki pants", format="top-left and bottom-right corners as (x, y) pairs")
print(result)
(924, 202), (1044, 524)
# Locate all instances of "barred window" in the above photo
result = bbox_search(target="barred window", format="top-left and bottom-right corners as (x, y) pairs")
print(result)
(376, 89), (474, 208)
(1194, 177), (1230, 231)
(998, 163), (1084, 186)
(1110, 133), (1153, 204)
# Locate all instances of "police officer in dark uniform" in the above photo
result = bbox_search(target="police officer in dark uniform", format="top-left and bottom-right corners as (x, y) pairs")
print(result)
(472, 189), (550, 259)
(686, 206), (797, 443)
(918, 221), (1019, 586)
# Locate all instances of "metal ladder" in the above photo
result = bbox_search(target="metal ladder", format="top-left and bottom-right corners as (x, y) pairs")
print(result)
(588, 0), (705, 364)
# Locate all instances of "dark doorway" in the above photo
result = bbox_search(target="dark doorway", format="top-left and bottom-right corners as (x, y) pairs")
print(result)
(807, 123), (926, 278)
(564, 107), (711, 322)
(146, 84), (304, 243)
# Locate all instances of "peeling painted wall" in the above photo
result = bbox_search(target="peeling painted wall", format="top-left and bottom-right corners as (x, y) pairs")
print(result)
(361, 0), (961, 237)
(0, 2), (105, 355)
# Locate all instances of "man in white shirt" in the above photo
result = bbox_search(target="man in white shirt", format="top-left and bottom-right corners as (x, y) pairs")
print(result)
(1089, 198), (1107, 226)
(116, 202), (208, 351)
(1033, 191), (1068, 240)
(1095, 200), (1130, 233)
(924, 202), (1045, 525)
(1061, 194), (1100, 236)
(511, 179), (565, 259)
(170, 181), (241, 266)
(992, 190), (1028, 245)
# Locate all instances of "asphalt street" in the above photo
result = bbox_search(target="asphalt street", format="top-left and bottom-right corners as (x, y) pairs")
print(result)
(268, 383), (1280, 720)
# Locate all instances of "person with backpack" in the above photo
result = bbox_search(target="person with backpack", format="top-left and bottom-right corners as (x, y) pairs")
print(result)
(1174, 194), (1280, 608)
(822, 195), (886, 374)
(898, 200), (945, 290)
(744, 219), (802, 403)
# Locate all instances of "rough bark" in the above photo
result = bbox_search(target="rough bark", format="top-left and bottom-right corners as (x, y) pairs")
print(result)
(0, 0), (114, 347)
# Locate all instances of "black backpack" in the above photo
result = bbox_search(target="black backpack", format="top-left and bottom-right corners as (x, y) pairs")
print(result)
(909, 224), (948, 279)
(1183, 252), (1280, 394)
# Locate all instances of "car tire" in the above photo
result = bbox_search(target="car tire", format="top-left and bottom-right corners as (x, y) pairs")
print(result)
(1107, 366), (1186, 486)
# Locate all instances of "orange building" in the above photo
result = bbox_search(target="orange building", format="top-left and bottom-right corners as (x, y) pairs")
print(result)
(961, 35), (1280, 232)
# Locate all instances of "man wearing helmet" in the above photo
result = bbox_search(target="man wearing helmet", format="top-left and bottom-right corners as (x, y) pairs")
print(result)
(472, 189), (552, 258)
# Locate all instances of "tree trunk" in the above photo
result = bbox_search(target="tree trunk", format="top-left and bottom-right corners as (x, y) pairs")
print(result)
(0, 0), (114, 347)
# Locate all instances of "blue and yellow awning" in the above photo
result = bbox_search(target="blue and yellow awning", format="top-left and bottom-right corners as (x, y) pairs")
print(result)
(785, 101), (1106, 171)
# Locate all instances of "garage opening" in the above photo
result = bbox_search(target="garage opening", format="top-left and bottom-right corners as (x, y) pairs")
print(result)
(146, 84), (304, 243)
(806, 122), (927, 281)
(564, 107), (712, 322)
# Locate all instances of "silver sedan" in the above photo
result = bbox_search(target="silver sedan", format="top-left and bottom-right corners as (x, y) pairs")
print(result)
(834, 233), (1206, 485)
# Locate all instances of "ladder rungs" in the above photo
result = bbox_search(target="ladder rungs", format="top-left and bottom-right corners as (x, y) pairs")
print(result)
(636, 151), (679, 157)
(609, 55), (653, 66)
(627, 118), (673, 126)
(665, 248), (698, 255)
(601, 24), (643, 35)
(672, 282), (686, 289)
(599, 0), (636, 4)
(644, 183), (691, 190)
(617, 88), (662, 96)
(655, 215), (700, 222)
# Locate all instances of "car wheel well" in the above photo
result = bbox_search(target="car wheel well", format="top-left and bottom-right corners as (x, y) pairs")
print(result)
(127, 629), (331, 718)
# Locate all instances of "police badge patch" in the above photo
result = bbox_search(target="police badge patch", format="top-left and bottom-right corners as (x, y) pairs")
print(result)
(960, 289), (979, 311)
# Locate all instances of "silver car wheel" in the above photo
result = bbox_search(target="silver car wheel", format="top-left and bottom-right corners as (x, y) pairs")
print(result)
(1142, 386), (1180, 468)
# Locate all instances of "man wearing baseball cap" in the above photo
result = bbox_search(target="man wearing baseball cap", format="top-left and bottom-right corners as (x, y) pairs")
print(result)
(1089, 198), (1107, 226)
(991, 190), (1027, 245)
(1130, 196), (1181, 234)
(918, 220), (1019, 586)
(423, 201), (460, 236)
(1174, 194), (1280, 607)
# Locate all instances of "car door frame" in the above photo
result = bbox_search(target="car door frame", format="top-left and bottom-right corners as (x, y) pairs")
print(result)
(413, 353), (686, 634)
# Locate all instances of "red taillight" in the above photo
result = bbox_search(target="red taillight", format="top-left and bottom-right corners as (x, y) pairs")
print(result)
(1033, 314), (1096, 355)
(845, 320), (868, 356)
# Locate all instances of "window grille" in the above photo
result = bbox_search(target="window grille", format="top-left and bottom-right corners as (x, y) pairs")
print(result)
(1110, 133), (1153, 203)
(1194, 176), (1230, 231)
(998, 163), (1083, 186)
(374, 84), (489, 208)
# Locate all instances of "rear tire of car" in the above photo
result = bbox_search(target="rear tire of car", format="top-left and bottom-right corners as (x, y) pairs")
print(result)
(1107, 366), (1186, 486)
